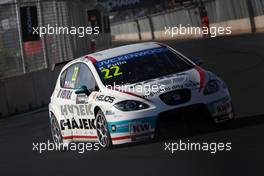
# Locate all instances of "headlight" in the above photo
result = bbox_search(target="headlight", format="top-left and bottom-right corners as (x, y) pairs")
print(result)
(204, 80), (220, 95)
(114, 100), (149, 111)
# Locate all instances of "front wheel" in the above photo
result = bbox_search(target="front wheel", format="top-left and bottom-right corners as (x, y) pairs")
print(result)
(50, 114), (63, 146)
(95, 110), (112, 149)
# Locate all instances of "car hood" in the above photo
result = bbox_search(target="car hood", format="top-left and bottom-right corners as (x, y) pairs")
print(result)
(111, 67), (206, 101)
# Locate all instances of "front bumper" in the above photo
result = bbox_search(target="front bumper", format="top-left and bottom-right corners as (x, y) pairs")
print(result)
(108, 116), (157, 145)
(206, 96), (234, 123)
(108, 100), (233, 145)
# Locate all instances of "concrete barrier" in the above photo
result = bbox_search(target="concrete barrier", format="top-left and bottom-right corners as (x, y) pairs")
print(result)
(114, 33), (140, 41)
(210, 18), (252, 35)
(0, 65), (63, 118)
(154, 29), (203, 40)
(0, 81), (9, 117)
(4, 74), (37, 114)
(254, 15), (264, 32)
(31, 70), (54, 108)
(111, 16), (264, 42)
(141, 32), (153, 40)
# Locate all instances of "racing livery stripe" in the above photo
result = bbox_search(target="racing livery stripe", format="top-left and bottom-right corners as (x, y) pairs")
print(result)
(63, 135), (97, 139)
(111, 136), (130, 141)
(111, 132), (154, 141)
(63, 134), (153, 141)
(195, 66), (205, 92)
(85, 56), (97, 63)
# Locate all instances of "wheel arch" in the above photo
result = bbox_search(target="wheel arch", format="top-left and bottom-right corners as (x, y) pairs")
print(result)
(49, 106), (73, 143)
(94, 106), (101, 116)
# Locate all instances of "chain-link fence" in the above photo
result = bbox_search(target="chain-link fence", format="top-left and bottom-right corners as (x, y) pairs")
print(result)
(0, 2), (23, 77)
(0, 0), (111, 79)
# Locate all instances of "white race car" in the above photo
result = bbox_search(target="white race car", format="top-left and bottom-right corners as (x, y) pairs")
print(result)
(49, 42), (233, 149)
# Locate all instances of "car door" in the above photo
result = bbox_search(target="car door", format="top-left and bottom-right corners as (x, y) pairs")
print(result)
(56, 63), (80, 138)
(71, 63), (98, 141)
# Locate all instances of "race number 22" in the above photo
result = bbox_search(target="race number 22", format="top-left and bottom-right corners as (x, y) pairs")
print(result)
(101, 65), (122, 79)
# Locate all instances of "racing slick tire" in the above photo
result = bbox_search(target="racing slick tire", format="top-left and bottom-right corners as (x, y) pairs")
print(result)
(50, 114), (66, 150)
(95, 110), (112, 149)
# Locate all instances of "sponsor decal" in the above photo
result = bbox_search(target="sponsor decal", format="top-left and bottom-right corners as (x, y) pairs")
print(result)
(143, 87), (165, 98)
(95, 95), (115, 103)
(95, 47), (168, 67)
(64, 81), (75, 89)
(60, 118), (96, 130)
(133, 72), (187, 86)
(57, 89), (73, 100)
(60, 104), (93, 116)
(71, 66), (80, 81)
(184, 81), (200, 88)
(215, 102), (231, 116)
(108, 116), (157, 134)
(132, 122), (150, 133)
(143, 81), (199, 98)
(170, 81), (199, 90)
(207, 96), (231, 116)
(98, 0), (161, 12)
(76, 94), (89, 104)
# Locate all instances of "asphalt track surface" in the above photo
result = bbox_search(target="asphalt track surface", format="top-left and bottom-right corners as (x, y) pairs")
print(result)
(1, 34), (264, 176)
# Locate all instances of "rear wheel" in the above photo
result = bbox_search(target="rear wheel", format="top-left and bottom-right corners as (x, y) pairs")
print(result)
(95, 110), (112, 149)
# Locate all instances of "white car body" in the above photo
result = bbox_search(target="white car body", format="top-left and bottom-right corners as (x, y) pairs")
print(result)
(49, 42), (233, 147)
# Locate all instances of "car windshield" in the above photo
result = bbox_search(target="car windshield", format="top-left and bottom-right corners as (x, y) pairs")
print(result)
(94, 47), (194, 86)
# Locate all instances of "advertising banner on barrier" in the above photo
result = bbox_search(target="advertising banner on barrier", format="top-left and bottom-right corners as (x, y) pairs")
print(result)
(98, 0), (162, 12)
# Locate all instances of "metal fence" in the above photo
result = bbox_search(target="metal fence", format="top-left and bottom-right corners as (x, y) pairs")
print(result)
(0, 0), (111, 79)
(251, 0), (264, 16)
(111, 0), (264, 36)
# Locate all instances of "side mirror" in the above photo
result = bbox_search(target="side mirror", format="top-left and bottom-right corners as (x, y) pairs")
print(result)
(75, 85), (91, 95)
(192, 58), (204, 66)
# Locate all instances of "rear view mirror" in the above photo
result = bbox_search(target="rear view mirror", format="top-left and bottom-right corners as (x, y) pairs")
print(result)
(192, 58), (204, 66)
(75, 85), (91, 95)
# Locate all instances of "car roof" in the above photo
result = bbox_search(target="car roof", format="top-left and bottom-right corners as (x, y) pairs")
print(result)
(86, 42), (163, 62)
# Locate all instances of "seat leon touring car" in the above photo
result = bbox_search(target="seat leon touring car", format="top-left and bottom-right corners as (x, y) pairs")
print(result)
(49, 42), (233, 149)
